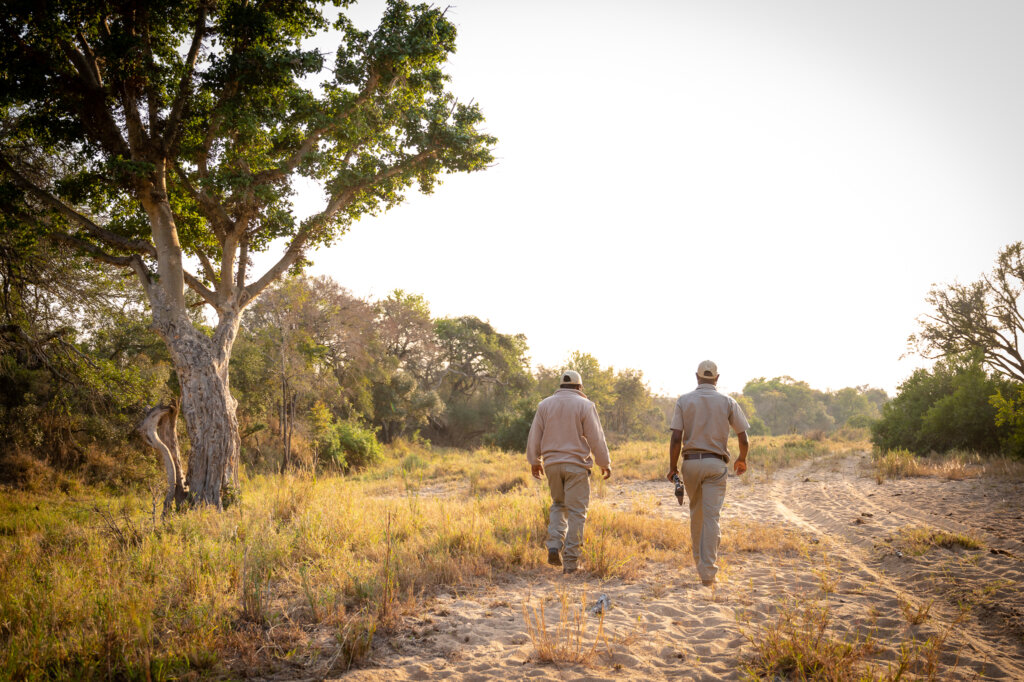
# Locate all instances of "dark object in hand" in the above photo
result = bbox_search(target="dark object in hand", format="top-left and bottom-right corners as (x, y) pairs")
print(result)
(672, 473), (685, 506)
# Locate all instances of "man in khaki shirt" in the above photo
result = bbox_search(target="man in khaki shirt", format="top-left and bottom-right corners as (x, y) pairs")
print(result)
(527, 370), (612, 574)
(667, 360), (750, 587)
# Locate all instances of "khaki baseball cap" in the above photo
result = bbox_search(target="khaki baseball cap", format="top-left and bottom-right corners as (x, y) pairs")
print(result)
(697, 360), (719, 380)
(560, 370), (583, 386)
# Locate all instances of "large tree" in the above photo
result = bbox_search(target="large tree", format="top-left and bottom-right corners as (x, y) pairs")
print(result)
(911, 241), (1024, 383)
(0, 0), (495, 505)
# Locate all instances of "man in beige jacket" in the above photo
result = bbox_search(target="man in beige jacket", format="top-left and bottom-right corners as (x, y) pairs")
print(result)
(527, 370), (612, 574)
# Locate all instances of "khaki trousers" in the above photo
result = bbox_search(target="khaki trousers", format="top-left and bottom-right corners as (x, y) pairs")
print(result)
(681, 457), (728, 582)
(544, 462), (591, 569)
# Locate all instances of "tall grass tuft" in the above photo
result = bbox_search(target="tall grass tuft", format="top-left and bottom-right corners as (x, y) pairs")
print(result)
(742, 599), (876, 680)
(891, 527), (984, 556)
(873, 448), (1024, 481)
(522, 588), (609, 665)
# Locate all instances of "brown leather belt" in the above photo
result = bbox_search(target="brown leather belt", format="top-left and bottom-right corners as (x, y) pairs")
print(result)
(682, 452), (728, 463)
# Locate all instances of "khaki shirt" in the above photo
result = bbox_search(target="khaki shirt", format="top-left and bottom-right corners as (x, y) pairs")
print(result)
(526, 389), (611, 470)
(670, 384), (750, 458)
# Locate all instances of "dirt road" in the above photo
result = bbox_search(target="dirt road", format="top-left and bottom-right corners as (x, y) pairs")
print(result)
(339, 453), (1024, 681)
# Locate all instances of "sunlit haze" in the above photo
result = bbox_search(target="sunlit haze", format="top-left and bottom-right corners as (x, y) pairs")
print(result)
(252, 0), (1024, 398)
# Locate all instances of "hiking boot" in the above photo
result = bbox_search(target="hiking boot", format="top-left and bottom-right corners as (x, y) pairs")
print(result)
(547, 548), (562, 567)
(563, 564), (581, 575)
(701, 579), (715, 587)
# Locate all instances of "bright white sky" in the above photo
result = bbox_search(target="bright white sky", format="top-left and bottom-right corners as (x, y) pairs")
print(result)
(254, 0), (1024, 397)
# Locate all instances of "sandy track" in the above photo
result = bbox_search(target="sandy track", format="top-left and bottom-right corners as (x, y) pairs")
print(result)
(331, 453), (1024, 681)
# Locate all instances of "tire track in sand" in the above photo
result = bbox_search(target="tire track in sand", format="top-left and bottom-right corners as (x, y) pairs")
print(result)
(774, 497), (1024, 680)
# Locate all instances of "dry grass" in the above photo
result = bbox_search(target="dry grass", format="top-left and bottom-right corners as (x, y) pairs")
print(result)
(723, 522), (808, 556)
(521, 588), (609, 665)
(582, 432), (870, 484)
(890, 526), (985, 556)
(744, 434), (859, 481)
(898, 595), (933, 626)
(0, 440), (719, 679)
(741, 596), (960, 681)
(0, 434), (879, 679)
(741, 599), (878, 680)
(872, 448), (1024, 481)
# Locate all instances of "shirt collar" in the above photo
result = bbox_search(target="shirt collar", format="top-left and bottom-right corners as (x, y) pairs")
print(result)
(696, 383), (719, 392)
(556, 388), (588, 398)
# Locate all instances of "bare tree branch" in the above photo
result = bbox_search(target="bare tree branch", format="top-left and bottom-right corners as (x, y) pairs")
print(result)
(73, 31), (104, 88)
(253, 73), (382, 186)
(0, 155), (157, 257)
(163, 1), (208, 152)
(172, 162), (231, 239)
(235, 233), (249, 298)
(198, 82), (239, 178)
(182, 268), (218, 308)
(20, 33), (129, 157)
(194, 248), (218, 284)
(244, 148), (439, 302)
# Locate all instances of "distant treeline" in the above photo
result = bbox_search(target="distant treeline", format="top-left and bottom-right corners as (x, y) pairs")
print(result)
(2, 262), (890, 484)
(738, 378), (886, 437)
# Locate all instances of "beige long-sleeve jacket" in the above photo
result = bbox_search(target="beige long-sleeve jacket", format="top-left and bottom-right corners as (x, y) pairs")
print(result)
(526, 388), (611, 470)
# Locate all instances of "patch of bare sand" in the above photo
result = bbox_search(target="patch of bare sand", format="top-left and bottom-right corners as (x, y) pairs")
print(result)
(326, 453), (1024, 681)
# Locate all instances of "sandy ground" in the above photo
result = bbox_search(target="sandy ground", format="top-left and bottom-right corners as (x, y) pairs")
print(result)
(320, 453), (1024, 681)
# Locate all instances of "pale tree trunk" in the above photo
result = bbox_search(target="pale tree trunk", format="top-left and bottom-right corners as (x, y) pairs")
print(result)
(136, 177), (245, 508)
(150, 298), (241, 508)
(139, 403), (187, 515)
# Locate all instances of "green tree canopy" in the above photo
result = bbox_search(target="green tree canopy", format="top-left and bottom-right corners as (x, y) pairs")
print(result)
(0, 0), (495, 504)
(871, 353), (1014, 455)
(911, 241), (1024, 382)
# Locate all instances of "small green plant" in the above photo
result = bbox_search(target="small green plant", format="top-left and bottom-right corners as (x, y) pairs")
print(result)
(898, 595), (932, 625)
(241, 544), (274, 625)
(401, 451), (428, 473)
(337, 611), (378, 670)
(300, 563), (321, 622)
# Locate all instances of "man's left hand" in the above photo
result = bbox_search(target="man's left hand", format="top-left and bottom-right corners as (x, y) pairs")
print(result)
(531, 463), (544, 480)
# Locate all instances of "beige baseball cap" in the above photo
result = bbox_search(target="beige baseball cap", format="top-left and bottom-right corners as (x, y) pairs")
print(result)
(696, 360), (719, 380)
(560, 369), (583, 386)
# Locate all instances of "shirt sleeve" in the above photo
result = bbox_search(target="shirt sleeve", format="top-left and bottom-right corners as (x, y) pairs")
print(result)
(728, 398), (751, 434)
(526, 403), (544, 465)
(669, 400), (684, 431)
(582, 402), (611, 468)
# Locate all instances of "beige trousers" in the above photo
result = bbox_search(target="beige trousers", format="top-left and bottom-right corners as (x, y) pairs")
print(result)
(544, 462), (591, 568)
(681, 457), (729, 582)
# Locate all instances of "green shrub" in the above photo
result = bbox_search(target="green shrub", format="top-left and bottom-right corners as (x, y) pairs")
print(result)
(872, 353), (1013, 455)
(991, 384), (1024, 458)
(845, 414), (875, 429)
(401, 452), (428, 472)
(489, 400), (536, 452)
(320, 420), (382, 471)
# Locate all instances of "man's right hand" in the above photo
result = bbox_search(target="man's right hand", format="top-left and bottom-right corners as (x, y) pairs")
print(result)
(531, 463), (544, 480)
(733, 458), (747, 476)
